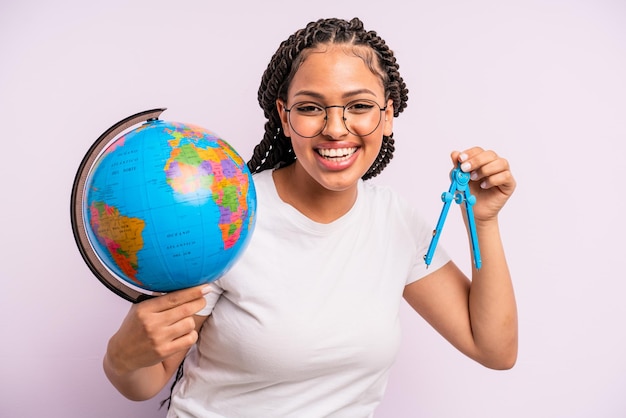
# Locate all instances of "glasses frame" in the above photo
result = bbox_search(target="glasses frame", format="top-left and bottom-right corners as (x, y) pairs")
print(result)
(284, 99), (388, 138)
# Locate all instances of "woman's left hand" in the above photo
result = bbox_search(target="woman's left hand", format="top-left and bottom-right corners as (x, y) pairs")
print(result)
(451, 147), (516, 223)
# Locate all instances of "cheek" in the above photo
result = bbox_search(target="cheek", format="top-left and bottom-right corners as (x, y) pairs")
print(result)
(290, 138), (307, 159)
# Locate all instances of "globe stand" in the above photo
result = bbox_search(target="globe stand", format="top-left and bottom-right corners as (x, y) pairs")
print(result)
(70, 108), (167, 303)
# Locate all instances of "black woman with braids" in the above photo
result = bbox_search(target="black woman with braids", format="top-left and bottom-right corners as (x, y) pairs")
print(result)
(104, 17), (518, 417)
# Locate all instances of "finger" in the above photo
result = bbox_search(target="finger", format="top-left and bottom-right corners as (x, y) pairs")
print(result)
(165, 328), (200, 356)
(174, 328), (200, 349)
(152, 284), (211, 312)
(150, 327), (199, 361)
(137, 310), (202, 355)
(461, 149), (499, 172)
(466, 154), (508, 180)
(450, 148), (481, 166)
(452, 147), (486, 162)
(162, 315), (199, 344)
(479, 169), (516, 195)
(450, 150), (462, 164)
(161, 297), (208, 326)
(133, 285), (209, 332)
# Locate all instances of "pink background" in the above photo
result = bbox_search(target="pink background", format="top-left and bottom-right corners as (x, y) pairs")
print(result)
(1, 0), (625, 416)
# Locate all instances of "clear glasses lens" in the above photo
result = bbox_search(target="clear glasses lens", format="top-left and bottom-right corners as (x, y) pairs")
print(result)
(286, 99), (385, 138)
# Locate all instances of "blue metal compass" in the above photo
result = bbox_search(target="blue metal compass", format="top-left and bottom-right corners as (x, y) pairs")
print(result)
(424, 163), (482, 270)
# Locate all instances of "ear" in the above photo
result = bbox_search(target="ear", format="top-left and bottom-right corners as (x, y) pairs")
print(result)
(276, 99), (291, 137)
(383, 99), (394, 137)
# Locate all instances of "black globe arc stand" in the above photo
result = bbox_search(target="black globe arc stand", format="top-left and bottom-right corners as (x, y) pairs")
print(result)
(70, 108), (167, 303)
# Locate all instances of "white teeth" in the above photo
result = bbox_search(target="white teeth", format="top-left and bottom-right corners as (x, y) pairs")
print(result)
(317, 147), (357, 159)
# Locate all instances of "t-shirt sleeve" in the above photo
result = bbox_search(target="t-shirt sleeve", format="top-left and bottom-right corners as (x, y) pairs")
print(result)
(404, 201), (452, 285)
(407, 239), (450, 285)
(195, 281), (224, 316)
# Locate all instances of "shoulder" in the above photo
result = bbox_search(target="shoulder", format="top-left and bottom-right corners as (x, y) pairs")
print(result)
(251, 170), (277, 205)
(251, 170), (273, 187)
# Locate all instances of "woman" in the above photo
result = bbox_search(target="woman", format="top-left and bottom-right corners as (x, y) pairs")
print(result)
(103, 17), (517, 417)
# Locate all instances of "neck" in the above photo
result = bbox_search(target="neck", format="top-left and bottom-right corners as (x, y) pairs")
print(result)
(272, 163), (358, 224)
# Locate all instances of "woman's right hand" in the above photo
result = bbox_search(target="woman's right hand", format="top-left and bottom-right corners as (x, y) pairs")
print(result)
(105, 284), (209, 376)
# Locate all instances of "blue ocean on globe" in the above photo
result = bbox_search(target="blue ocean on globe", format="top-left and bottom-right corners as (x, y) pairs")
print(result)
(84, 119), (256, 292)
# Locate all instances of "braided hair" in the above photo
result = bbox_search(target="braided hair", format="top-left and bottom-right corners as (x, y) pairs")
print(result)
(247, 17), (409, 180)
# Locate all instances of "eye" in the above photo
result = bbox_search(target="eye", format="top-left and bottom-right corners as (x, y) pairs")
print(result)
(345, 100), (376, 114)
(292, 102), (324, 116)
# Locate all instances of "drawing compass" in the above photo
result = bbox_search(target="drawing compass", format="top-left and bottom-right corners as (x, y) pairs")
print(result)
(424, 163), (482, 269)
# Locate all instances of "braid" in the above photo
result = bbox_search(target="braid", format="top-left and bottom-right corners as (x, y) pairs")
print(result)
(247, 17), (409, 179)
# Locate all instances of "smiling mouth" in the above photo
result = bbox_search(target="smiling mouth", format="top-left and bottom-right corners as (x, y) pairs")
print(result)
(316, 147), (358, 161)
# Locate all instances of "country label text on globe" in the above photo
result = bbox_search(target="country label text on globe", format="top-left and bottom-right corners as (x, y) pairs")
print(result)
(84, 120), (256, 292)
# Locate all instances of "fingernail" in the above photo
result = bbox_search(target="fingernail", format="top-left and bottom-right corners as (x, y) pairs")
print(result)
(461, 162), (471, 172)
(480, 181), (487, 189)
(459, 153), (468, 162)
(201, 285), (211, 295)
(470, 171), (478, 180)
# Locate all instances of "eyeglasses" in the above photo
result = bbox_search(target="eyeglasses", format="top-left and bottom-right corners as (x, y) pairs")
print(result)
(284, 99), (387, 138)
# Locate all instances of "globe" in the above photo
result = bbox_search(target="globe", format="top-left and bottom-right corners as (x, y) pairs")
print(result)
(71, 109), (256, 302)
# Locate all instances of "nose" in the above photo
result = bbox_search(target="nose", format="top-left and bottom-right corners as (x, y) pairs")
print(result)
(321, 106), (348, 139)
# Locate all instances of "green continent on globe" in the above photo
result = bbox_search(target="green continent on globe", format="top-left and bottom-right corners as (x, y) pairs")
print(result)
(164, 124), (250, 250)
(89, 201), (145, 286)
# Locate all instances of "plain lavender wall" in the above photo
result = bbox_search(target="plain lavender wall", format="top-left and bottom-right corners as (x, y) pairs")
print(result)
(1, 0), (625, 417)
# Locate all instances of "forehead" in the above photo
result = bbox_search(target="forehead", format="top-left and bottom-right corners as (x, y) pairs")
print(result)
(287, 45), (386, 99)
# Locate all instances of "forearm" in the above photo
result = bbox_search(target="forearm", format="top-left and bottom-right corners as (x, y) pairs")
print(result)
(103, 341), (185, 401)
(468, 218), (518, 369)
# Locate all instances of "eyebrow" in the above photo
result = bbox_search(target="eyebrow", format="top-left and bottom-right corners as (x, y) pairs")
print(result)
(292, 88), (379, 100)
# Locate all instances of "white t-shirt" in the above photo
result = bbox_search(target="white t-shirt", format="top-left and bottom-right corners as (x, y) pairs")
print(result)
(167, 170), (449, 418)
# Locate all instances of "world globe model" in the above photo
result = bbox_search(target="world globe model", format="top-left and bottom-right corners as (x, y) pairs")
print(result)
(71, 108), (256, 302)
